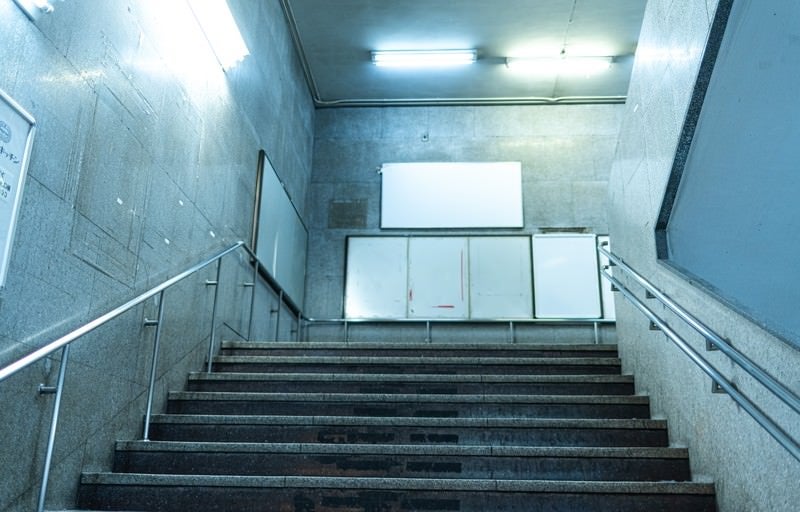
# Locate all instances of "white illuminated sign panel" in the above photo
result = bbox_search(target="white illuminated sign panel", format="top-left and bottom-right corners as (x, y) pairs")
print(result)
(0, 88), (36, 288)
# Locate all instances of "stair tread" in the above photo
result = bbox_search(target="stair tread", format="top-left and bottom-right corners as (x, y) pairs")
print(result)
(80, 473), (715, 494)
(114, 441), (688, 458)
(212, 355), (620, 364)
(149, 414), (667, 429)
(188, 371), (633, 383)
(168, 391), (648, 403)
(223, 341), (618, 351)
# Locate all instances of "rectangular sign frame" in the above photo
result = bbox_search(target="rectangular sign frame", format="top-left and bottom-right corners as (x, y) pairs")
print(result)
(0, 88), (36, 289)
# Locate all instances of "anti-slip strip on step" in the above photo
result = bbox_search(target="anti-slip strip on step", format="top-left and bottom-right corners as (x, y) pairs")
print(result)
(188, 372), (634, 383)
(114, 441), (688, 459)
(211, 355), (620, 365)
(149, 414), (667, 429)
(222, 341), (619, 351)
(79, 473), (716, 495)
(167, 391), (649, 405)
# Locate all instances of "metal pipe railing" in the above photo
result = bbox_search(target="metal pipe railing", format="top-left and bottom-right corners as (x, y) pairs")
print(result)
(0, 240), (304, 512)
(302, 317), (615, 344)
(598, 242), (800, 462)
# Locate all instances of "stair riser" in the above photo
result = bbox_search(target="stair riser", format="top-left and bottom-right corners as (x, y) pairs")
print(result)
(221, 348), (619, 358)
(78, 485), (717, 512)
(114, 451), (691, 481)
(210, 362), (622, 375)
(149, 424), (669, 447)
(186, 380), (635, 396)
(166, 400), (650, 419)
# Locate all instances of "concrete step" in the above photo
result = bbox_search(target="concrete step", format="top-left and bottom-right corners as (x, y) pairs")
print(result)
(112, 441), (691, 481)
(148, 414), (670, 447)
(210, 355), (622, 375)
(77, 474), (717, 512)
(221, 341), (619, 358)
(166, 391), (651, 419)
(186, 371), (636, 395)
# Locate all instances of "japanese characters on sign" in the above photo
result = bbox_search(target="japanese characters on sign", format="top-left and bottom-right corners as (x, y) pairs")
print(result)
(0, 89), (36, 288)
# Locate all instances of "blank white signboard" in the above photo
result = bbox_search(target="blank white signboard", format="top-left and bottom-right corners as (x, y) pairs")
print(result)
(532, 234), (602, 318)
(255, 156), (308, 305)
(598, 235), (616, 320)
(408, 237), (469, 318)
(469, 237), (533, 318)
(344, 237), (408, 318)
(380, 162), (523, 228)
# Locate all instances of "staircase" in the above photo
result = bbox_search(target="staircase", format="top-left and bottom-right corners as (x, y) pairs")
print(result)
(77, 340), (716, 511)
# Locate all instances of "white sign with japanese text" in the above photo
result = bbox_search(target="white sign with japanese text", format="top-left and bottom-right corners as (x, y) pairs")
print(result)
(0, 88), (36, 288)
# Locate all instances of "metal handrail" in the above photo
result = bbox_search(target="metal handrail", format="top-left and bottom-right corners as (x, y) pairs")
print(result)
(0, 240), (304, 512)
(598, 242), (800, 462)
(303, 317), (615, 344)
(0, 242), (244, 383)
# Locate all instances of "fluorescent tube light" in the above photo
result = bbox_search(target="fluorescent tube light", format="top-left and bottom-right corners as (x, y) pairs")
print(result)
(505, 56), (612, 74)
(13, 0), (56, 21)
(188, 0), (250, 71)
(371, 50), (477, 68)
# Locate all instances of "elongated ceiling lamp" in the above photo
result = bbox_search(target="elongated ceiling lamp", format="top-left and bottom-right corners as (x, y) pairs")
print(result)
(189, 0), (250, 70)
(371, 50), (477, 68)
(13, 0), (56, 21)
(506, 56), (612, 74)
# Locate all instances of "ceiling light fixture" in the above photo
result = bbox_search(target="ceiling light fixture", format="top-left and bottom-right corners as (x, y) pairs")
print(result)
(188, 0), (250, 71)
(505, 56), (612, 74)
(371, 50), (477, 68)
(13, 0), (57, 21)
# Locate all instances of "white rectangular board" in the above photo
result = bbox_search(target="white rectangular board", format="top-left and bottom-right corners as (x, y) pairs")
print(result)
(469, 237), (533, 318)
(380, 162), (523, 228)
(597, 235), (616, 320)
(344, 237), (408, 318)
(407, 237), (469, 318)
(0, 88), (36, 288)
(532, 234), (602, 318)
(255, 155), (308, 305)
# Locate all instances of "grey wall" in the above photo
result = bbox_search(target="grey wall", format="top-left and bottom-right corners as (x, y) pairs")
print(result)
(306, 105), (623, 327)
(0, 1), (313, 510)
(608, 0), (800, 510)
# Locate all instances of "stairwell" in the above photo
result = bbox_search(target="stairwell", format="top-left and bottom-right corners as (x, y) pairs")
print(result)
(76, 340), (716, 511)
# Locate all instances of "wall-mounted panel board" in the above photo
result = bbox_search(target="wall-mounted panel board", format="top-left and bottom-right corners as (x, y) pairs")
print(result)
(532, 234), (601, 318)
(598, 235), (616, 320)
(408, 237), (469, 318)
(469, 237), (533, 318)
(255, 154), (308, 305)
(380, 162), (523, 228)
(344, 237), (408, 318)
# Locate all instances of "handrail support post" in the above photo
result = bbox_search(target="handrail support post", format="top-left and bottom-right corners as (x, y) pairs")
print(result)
(206, 259), (223, 374)
(142, 290), (166, 441)
(247, 260), (258, 341)
(274, 290), (284, 341)
(36, 344), (70, 512)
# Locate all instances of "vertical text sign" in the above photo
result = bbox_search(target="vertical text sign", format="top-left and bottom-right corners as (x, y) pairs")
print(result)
(0, 88), (36, 288)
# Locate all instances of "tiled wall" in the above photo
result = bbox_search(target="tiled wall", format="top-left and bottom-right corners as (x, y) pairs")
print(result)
(306, 105), (623, 323)
(0, 1), (313, 509)
(608, 0), (800, 510)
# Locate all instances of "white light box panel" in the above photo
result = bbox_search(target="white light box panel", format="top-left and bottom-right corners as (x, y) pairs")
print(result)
(254, 155), (308, 305)
(469, 236), (533, 318)
(344, 237), (408, 318)
(407, 237), (469, 319)
(532, 234), (602, 318)
(380, 162), (523, 228)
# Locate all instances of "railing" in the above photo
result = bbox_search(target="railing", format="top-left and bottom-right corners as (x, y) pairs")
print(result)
(0, 241), (301, 512)
(302, 317), (614, 344)
(597, 242), (800, 463)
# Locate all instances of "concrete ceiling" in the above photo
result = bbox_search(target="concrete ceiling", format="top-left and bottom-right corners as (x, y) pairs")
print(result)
(281, 0), (648, 107)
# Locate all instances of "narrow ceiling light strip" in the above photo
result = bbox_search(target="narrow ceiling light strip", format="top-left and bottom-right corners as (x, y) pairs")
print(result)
(371, 50), (477, 68)
(506, 56), (612, 74)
